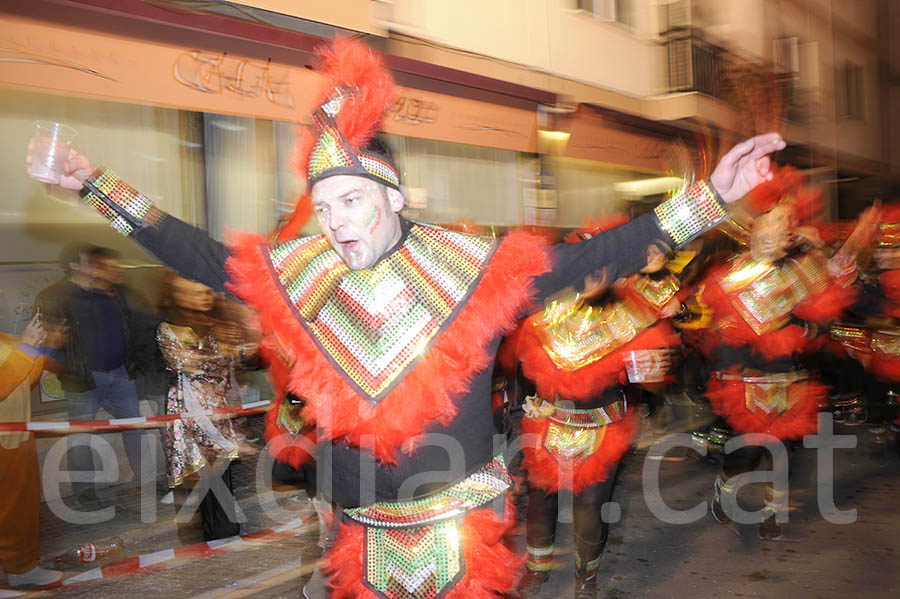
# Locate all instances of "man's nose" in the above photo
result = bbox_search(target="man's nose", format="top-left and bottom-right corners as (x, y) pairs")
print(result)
(328, 207), (347, 231)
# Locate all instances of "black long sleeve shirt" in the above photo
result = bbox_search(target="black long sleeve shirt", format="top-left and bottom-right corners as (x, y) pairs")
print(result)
(133, 212), (676, 506)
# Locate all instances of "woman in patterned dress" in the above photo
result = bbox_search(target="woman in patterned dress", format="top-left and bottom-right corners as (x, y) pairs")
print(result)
(157, 273), (244, 542)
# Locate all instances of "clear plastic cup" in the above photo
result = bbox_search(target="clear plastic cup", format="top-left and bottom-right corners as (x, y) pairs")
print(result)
(28, 121), (77, 184)
(626, 350), (665, 383)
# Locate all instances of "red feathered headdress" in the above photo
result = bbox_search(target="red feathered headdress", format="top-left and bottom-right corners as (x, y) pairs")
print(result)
(746, 165), (822, 225)
(291, 38), (399, 190)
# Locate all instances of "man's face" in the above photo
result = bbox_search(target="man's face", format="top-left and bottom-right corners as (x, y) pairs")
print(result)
(91, 257), (123, 287)
(750, 205), (793, 263)
(311, 175), (404, 270)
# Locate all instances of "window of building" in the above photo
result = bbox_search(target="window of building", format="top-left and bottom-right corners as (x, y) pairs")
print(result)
(576, 0), (633, 28)
(836, 61), (864, 120)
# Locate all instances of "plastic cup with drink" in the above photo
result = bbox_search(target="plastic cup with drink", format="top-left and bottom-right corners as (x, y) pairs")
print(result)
(27, 121), (77, 185)
(625, 349), (667, 383)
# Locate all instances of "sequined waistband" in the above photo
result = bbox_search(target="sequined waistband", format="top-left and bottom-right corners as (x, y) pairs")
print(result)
(343, 456), (510, 528)
(715, 371), (808, 385)
(541, 399), (628, 428)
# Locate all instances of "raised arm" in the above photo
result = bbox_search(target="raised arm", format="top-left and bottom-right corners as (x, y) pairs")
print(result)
(531, 133), (785, 305)
(27, 146), (232, 295)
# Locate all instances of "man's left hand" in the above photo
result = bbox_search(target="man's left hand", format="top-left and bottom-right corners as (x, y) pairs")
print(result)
(709, 133), (786, 203)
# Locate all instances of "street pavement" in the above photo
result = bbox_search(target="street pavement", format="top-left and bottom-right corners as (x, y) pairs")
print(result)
(4, 414), (899, 599)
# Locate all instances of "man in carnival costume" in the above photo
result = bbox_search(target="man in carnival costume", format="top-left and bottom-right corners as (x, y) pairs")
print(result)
(33, 38), (785, 599)
(828, 203), (900, 452)
(499, 217), (686, 598)
(689, 166), (878, 540)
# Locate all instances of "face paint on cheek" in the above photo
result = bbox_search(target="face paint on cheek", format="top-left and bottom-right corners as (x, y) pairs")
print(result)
(365, 204), (382, 235)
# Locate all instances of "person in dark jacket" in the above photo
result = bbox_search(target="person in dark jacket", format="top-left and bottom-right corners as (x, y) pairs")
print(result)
(51, 246), (160, 505)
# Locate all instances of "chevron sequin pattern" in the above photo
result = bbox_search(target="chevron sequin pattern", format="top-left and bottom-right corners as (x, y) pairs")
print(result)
(349, 457), (510, 599)
(364, 519), (463, 599)
(267, 223), (497, 400)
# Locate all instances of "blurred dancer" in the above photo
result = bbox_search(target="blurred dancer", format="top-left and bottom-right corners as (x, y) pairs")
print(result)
(691, 167), (876, 539)
(829, 204), (900, 449)
(32, 39), (783, 599)
(500, 221), (681, 599)
(0, 314), (62, 588)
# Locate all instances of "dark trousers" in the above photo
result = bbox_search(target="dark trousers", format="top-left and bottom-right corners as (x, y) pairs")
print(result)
(525, 469), (617, 566)
(173, 461), (240, 543)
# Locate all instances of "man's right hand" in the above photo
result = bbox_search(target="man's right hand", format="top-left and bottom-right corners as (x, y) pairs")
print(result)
(25, 138), (94, 191)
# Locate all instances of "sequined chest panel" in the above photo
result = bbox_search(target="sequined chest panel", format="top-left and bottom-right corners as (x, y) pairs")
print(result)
(534, 299), (657, 371)
(266, 223), (497, 403)
(344, 456), (511, 599)
(631, 273), (680, 311)
(719, 254), (829, 335)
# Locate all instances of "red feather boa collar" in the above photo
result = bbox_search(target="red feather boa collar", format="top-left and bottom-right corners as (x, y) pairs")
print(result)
(227, 230), (551, 464)
(502, 315), (679, 402)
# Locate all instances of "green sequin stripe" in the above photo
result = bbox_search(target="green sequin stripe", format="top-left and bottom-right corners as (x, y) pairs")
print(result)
(316, 294), (432, 361)
(346, 456), (510, 528)
(283, 246), (343, 302)
(409, 226), (490, 281)
(403, 234), (480, 305)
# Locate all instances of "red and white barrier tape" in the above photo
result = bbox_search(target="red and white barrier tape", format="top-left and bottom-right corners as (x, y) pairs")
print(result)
(0, 400), (271, 434)
(0, 513), (313, 597)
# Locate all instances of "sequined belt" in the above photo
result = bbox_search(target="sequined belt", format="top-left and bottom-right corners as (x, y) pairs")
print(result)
(544, 399), (627, 428)
(528, 399), (627, 465)
(716, 371), (809, 415)
(343, 456), (510, 599)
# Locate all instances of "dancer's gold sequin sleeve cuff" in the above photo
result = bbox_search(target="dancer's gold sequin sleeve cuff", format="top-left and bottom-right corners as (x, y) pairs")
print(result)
(80, 168), (165, 237)
(652, 180), (728, 248)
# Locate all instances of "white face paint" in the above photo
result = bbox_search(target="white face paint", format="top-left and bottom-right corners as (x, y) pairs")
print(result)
(311, 175), (404, 270)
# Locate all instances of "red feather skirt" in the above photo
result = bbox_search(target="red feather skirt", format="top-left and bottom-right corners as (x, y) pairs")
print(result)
(705, 374), (825, 441)
(521, 414), (638, 494)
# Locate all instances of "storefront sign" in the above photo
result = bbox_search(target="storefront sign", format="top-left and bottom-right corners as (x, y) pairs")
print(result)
(173, 51), (295, 108)
(0, 12), (666, 171)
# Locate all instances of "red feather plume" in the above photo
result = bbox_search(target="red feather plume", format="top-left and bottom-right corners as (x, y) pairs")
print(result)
(274, 192), (313, 241)
(746, 165), (822, 224)
(291, 38), (396, 179)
